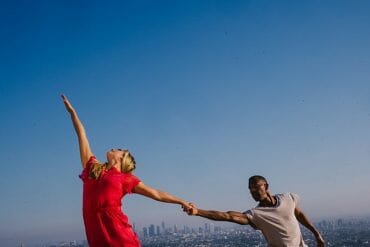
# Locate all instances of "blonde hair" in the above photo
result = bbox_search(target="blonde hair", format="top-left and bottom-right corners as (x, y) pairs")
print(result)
(89, 162), (107, 179)
(121, 151), (136, 172)
(89, 151), (136, 179)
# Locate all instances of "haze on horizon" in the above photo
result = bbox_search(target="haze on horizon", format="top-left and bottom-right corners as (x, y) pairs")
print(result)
(1, 1), (370, 246)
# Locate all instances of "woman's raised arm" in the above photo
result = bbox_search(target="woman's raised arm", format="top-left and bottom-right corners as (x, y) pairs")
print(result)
(61, 94), (94, 168)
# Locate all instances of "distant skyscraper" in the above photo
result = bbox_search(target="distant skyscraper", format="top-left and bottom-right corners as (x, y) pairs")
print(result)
(143, 227), (148, 238)
(205, 222), (210, 233)
(149, 224), (155, 237)
(337, 219), (343, 227)
(156, 225), (161, 236)
(184, 225), (191, 234)
(161, 221), (165, 231)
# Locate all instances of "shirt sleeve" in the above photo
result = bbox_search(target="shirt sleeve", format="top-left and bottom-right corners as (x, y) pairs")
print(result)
(289, 193), (300, 207)
(243, 210), (258, 230)
(79, 156), (97, 181)
(122, 173), (141, 194)
(243, 210), (253, 221)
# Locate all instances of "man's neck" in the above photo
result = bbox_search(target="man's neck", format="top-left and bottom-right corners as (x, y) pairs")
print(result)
(258, 193), (276, 207)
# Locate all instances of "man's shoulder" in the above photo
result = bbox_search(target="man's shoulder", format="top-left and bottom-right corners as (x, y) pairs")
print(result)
(276, 192), (299, 198)
(276, 193), (300, 204)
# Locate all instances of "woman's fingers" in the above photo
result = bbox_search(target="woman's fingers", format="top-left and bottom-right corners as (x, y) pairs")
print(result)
(61, 94), (74, 112)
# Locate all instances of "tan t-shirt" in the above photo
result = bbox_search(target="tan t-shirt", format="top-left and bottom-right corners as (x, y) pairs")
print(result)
(244, 193), (307, 247)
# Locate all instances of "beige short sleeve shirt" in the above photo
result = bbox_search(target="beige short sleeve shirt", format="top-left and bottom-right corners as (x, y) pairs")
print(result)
(244, 193), (307, 247)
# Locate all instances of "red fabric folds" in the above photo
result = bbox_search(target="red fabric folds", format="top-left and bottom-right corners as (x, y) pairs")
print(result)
(80, 156), (141, 247)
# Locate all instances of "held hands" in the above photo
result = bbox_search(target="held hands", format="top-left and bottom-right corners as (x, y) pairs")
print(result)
(182, 202), (198, 216)
(61, 94), (75, 113)
(181, 202), (193, 214)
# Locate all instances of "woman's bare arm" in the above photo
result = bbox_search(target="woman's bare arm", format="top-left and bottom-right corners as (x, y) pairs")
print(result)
(61, 94), (93, 168)
(133, 182), (191, 211)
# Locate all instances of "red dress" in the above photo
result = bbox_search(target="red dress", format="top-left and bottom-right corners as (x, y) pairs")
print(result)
(79, 156), (141, 247)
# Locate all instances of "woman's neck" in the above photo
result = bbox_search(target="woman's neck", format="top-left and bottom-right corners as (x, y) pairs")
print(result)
(107, 160), (121, 172)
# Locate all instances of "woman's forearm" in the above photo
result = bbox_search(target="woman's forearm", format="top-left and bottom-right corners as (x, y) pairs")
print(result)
(134, 183), (188, 208)
(70, 111), (87, 138)
(155, 190), (185, 205)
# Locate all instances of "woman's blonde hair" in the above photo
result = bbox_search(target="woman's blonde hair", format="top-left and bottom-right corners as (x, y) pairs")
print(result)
(89, 151), (136, 179)
(121, 151), (136, 173)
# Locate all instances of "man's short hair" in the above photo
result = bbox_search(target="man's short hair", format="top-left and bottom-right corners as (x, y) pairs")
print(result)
(249, 175), (268, 184)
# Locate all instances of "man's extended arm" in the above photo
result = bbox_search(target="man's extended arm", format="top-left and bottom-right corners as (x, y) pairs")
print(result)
(295, 207), (325, 247)
(189, 206), (249, 225)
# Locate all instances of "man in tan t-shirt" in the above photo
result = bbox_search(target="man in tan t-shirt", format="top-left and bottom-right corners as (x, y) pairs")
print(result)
(186, 175), (325, 247)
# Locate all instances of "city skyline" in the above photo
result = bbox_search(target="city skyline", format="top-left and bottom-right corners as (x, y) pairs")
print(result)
(6, 216), (370, 247)
(1, 1), (370, 246)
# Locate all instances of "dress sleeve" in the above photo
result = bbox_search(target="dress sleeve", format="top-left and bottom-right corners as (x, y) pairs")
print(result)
(122, 173), (141, 194)
(79, 156), (97, 181)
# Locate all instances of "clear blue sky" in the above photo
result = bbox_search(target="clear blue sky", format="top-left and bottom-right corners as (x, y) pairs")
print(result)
(1, 0), (370, 245)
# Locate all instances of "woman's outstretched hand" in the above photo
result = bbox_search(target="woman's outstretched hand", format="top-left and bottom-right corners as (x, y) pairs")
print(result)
(61, 94), (75, 113)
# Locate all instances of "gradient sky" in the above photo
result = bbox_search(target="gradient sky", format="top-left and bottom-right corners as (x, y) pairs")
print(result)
(1, 0), (370, 246)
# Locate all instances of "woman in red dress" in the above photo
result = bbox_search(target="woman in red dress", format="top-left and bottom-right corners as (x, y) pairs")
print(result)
(61, 95), (192, 247)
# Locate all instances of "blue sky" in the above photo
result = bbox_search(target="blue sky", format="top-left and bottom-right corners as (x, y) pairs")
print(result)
(1, 0), (370, 245)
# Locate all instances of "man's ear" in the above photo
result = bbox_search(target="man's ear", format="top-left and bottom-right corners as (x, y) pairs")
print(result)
(265, 183), (269, 190)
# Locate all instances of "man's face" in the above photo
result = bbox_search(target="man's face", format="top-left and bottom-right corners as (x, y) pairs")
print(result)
(248, 180), (268, 202)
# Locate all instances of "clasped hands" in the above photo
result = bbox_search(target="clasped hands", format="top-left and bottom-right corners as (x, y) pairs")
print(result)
(182, 202), (198, 216)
